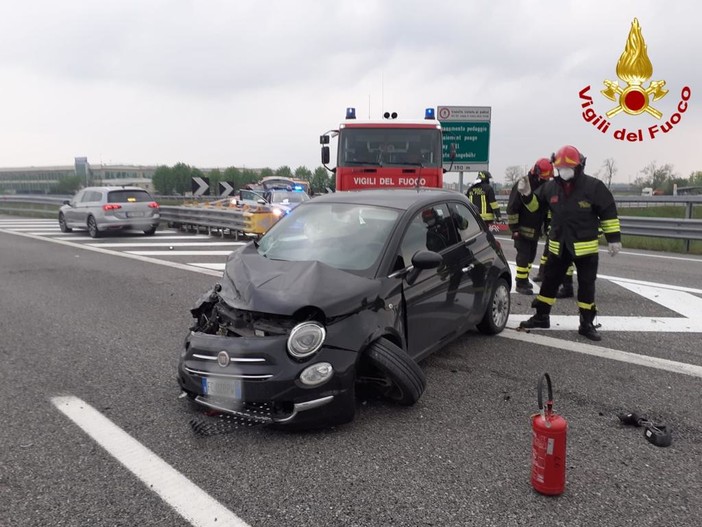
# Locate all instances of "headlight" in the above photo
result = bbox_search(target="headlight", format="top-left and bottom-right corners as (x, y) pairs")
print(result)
(300, 362), (334, 386)
(287, 322), (326, 359)
(272, 208), (283, 217)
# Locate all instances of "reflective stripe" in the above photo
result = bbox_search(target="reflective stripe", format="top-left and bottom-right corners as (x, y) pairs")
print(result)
(573, 239), (599, 256)
(565, 264), (574, 277)
(548, 240), (560, 255)
(490, 201), (499, 210)
(507, 214), (519, 223)
(525, 195), (539, 213)
(600, 218), (621, 233)
(515, 266), (529, 279)
(518, 226), (537, 237)
(577, 301), (595, 310)
(536, 294), (556, 305)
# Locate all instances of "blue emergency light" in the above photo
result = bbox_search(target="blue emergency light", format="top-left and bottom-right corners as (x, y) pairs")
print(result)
(346, 107), (356, 119)
(425, 108), (436, 119)
(293, 185), (303, 191)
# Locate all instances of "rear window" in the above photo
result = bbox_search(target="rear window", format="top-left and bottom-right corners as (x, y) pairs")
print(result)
(107, 190), (152, 203)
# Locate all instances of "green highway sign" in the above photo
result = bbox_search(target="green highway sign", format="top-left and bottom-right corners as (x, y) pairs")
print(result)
(438, 106), (491, 172)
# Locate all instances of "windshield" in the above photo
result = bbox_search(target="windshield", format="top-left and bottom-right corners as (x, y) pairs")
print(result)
(338, 127), (442, 167)
(256, 202), (400, 275)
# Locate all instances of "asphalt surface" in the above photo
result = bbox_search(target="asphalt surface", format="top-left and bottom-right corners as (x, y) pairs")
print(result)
(1, 218), (701, 527)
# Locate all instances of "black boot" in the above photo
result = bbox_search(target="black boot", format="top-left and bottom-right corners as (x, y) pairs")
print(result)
(556, 276), (574, 298)
(578, 307), (601, 341)
(515, 278), (533, 295)
(520, 302), (550, 329)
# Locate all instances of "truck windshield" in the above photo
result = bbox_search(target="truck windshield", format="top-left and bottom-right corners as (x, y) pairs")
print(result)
(338, 128), (442, 168)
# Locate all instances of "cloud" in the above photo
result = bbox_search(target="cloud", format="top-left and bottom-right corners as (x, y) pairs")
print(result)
(0, 0), (700, 184)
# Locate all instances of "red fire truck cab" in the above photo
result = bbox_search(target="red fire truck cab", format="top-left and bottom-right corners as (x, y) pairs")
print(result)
(321, 108), (447, 191)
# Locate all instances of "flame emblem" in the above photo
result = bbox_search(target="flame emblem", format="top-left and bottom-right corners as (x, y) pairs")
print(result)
(601, 18), (668, 119)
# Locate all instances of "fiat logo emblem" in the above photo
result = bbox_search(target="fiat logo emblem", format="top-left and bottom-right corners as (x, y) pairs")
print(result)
(217, 351), (230, 368)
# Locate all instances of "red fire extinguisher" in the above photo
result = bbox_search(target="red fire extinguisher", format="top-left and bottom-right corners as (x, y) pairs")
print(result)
(531, 373), (567, 496)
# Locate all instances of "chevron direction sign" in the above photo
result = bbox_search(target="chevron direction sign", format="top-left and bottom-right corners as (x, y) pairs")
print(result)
(191, 176), (210, 196)
(219, 181), (236, 197)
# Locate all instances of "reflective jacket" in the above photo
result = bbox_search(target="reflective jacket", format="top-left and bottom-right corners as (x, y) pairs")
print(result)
(467, 182), (501, 222)
(524, 173), (620, 257)
(507, 172), (548, 240)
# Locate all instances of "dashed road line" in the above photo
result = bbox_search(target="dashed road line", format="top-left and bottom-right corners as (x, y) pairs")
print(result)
(52, 396), (250, 527)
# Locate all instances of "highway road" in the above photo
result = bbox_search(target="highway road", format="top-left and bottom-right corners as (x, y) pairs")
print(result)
(1, 217), (701, 527)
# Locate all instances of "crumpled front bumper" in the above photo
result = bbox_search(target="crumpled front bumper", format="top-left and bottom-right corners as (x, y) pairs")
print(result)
(177, 330), (357, 427)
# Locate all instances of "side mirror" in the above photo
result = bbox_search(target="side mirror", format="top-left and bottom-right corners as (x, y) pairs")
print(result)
(63, 200), (70, 206)
(321, 146), (330, 165)
(320, 135), (330, 145)
(406, 250), (443, 285)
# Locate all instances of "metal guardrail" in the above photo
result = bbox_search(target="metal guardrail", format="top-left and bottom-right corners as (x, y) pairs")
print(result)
(159, 205), (277, 237)
(2, 194), (701, 250)
(619, 216), (702, 240)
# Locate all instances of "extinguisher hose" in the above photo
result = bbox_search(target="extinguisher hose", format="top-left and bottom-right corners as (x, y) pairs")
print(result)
(537, 373), (554, 418)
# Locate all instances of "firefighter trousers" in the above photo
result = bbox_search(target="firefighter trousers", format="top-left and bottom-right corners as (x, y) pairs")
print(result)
(514, 238), (538, 281)
(536, 250), (598, 311)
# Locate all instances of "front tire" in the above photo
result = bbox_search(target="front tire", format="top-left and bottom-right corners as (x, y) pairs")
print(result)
(364, 338), (426, 406)
(143, 225), (157, 236)
(477, 277), (510, 335)
(87, 216), (101, 238)
(58, 213), (72, 233)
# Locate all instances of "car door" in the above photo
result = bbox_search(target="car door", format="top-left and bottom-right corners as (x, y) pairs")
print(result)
(445, 201), (491, 331)
(400, 203), (472, 359)
(63, 190), (85, 226)
(76, 190), (100, 226)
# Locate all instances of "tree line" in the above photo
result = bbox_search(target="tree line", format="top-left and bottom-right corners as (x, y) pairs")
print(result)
(152, 163), (335, 195)
(502, 159), (702, 194)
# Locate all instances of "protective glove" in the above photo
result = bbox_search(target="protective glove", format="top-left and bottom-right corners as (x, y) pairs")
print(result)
(517, 176), (531, 196)
(608, 242), (622, 257)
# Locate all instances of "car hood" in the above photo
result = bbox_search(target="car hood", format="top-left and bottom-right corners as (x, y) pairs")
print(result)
(218, 245), (382, 317)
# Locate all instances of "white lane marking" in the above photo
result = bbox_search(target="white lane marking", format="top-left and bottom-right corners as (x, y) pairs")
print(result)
(497, 236), (702, 264)
(47, 234), (213, 240)
(189, 263), (227, 271)
(10, 227), (61, 231)
(508, 261), (702, 295)
(499, 330), (702, 379)
(611, 281), (702, 318)
(601, 274), (702, 295)
(0, 230), (222, 277)
(127, 250), (234, 256)
(508, 313), (699, 332)
(90, 242), (245, 248)
(51, 396), (250, 527)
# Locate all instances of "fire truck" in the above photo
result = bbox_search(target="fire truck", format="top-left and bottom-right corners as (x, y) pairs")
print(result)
(320, 108), (451, 191)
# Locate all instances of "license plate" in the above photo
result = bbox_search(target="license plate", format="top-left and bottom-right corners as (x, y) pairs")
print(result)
(201, 377), (242, 399)
(127, 211), (145, 218)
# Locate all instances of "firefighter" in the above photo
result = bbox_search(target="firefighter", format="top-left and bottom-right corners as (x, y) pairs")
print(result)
(517, 145), (621, 341)
(507, 158), (553, 295)
(467, 171), (501, 226)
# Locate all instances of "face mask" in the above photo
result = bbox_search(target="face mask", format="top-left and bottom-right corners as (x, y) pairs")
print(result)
(558, 167), (575, 180)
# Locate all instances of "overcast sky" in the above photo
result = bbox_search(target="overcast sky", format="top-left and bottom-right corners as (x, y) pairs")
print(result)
(1, 0), (700, 184)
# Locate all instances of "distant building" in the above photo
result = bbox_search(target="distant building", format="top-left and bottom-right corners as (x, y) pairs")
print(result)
(0, 157), (157, 193)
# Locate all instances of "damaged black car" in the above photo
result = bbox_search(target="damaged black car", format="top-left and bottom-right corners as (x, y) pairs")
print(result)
(178, 189), (511, 428)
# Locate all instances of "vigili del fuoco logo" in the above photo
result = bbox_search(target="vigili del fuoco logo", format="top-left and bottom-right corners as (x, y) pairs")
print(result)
(578, 18), (691, 142)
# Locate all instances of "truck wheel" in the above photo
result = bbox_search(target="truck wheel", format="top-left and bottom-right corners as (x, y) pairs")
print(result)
(364, 338), (425, 406)
(477, 277), (510, 335)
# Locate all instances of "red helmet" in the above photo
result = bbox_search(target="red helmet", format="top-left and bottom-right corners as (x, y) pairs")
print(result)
(552, 145), (585, 168)
(534, 158), (554, 180)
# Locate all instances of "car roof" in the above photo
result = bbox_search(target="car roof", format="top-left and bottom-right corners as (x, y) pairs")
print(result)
(81, 186), (150, 192)
(306, 189), (463, 210)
